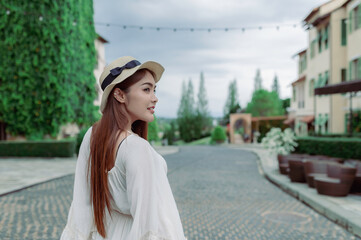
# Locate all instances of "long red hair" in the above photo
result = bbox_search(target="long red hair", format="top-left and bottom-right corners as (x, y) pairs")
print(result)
(89, 69), (152, 237)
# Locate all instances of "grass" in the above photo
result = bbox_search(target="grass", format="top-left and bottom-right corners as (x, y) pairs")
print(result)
(174, 136), (211, 146)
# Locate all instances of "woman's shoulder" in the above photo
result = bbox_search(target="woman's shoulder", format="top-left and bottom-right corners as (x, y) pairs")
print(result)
(82, 126), (93, 142)
(123, 133), (151, 149)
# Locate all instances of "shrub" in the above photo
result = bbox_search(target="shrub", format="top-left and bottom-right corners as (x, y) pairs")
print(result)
(262, 128), (298, 155)
(0, 139), (76, 157)
(76, 127), (89, 155)
(295, 137), (361, 159)
(211, 126), (227, 144)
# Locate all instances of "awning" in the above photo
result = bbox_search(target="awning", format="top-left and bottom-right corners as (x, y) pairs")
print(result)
(300, 115), (314, 124)
(291, 76), (306, 86)
(315, 79), (361, 95)
(283, 117), (295, 125)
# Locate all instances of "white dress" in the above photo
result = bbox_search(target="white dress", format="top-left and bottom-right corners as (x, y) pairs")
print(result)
(61, 127), (187, 240)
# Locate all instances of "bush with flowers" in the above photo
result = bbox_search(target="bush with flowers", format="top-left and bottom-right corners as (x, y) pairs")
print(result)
(261, 128), (298, 155)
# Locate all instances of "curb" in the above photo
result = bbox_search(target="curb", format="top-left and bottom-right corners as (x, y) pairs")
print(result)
(0, 173), (74, 198)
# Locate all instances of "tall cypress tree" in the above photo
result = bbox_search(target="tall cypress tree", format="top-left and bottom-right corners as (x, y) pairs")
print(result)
(177, 79), (197, 142)
(195, 72), (211, 138)
(223, 79), (241, 121)
(254, 69), (263, 91)
(272, 74), (280, 97)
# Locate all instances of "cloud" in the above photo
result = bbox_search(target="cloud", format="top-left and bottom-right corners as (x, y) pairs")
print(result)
(93, 0), (327, 117)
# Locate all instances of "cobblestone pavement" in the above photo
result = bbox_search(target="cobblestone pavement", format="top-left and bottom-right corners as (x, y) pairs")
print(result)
(0, 146), (359, 240)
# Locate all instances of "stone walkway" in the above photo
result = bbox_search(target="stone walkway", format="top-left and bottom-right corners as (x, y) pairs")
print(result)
(0, 146), (178, 197)
(230, 143), (361, 238)
(0, 145), (359, 239)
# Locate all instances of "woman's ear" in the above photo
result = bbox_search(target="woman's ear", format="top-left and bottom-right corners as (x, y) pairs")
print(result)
(113, 88), (126, 103)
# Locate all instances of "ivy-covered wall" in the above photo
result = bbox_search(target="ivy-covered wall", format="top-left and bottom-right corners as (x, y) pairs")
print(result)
(0, 0), (98, 139)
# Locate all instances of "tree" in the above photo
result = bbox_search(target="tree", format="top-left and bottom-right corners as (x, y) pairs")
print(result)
(195, 72), (212, 138)
(223, 79), (241, 121)
(282, 98), (290, 114)
(254, 69), (263, 91)
(272, 74), (280, 97)
(163, 121), (176, 145)
(187, 79), (195, 116)
(246, 89), (284, 117)
(177, 79), (196, 142)
(148, 115), (159, 143)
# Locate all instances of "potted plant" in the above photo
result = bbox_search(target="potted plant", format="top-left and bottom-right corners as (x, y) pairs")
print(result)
(261, 128), (298, 160)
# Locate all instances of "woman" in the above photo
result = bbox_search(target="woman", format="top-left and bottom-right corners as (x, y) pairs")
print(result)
(61, 56), (187, 240)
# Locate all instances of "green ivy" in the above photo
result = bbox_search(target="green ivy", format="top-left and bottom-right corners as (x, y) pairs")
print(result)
(0, 0), (98, 140)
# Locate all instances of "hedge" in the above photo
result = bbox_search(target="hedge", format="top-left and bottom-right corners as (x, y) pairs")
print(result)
(0, 139), (76, 157)
(295, 136), (361, 159)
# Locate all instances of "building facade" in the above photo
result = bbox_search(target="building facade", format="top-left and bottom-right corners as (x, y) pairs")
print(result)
(289, 0), (361, 136)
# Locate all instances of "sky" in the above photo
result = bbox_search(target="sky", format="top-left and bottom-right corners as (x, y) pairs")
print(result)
(93, 0), (327, 118)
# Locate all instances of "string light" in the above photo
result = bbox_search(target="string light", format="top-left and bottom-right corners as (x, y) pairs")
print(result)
(3, 6), (359, 33)
(94, 22), (304, 33)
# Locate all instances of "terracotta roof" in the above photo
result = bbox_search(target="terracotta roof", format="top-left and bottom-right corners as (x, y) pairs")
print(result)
(291, 76), (306, 86)
(97, 34), (109, 43)
(300, 115), (315, 124)
(251, 116), (287, 122)
(283, 117), (295, 125)
(304, 6), (320, 23)
(292, 49), (307, 59)
(303, 0), (350, 26)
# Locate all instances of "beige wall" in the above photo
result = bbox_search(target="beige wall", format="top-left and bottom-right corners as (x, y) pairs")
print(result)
(93, 38), (106, 107)
(329, 8), (347, 133)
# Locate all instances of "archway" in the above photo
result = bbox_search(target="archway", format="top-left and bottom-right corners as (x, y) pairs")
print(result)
(229, 113), (252, 144)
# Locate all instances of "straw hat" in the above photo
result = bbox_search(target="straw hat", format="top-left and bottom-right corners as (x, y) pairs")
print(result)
(99, 56), (164, 113)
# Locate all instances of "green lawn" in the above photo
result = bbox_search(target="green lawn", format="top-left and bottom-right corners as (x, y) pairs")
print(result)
(174, 136), (211, 146)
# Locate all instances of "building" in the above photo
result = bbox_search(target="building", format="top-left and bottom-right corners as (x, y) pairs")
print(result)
(288, 0), (361, 136)
(93, 35), (108, 107)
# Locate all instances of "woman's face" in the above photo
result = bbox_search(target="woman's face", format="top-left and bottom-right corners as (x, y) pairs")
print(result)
(122, 71), (158, 123)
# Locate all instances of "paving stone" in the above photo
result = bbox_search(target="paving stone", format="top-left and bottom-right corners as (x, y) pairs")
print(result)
(0, 145), (359, 239)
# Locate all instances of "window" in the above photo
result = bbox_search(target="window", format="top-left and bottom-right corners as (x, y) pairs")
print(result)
(324, 113), (329, 133)
(341, 68), (347, 82)
(309, 79), (315, 96)
(310, 40), (316, 58)
(323, 25), (329, 49)
(350, 6), (361, 33)
(293, 87), (296, 102)
(299, 54), (307, 73)
(317, 73), (323, 87)
(350, 58), (360, 80)
(297, 84), (305, 109)
(354, 6), (359, 30)
(318, 30), (322, 53)
(341, 19), (347, 46)
(324, 70), (329, 85)
(349, 10), (353, 34)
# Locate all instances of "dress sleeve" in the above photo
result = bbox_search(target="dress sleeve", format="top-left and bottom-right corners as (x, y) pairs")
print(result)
(123, 137), (186, 240)
(61, 127), (95, 240)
